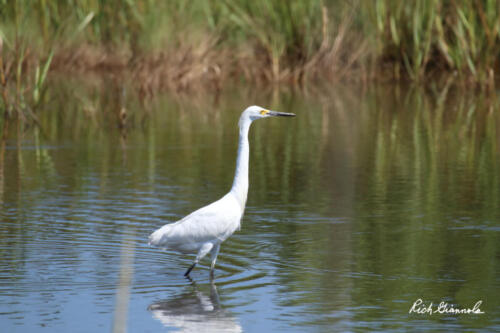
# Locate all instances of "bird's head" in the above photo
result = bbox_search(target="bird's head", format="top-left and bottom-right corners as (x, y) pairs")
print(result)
(239, 105), (295, 127)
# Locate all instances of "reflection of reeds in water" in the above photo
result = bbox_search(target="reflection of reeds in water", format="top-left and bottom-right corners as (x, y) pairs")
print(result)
(30, 77), (500, 213)
(248, 83), (498, 326)
(2, 77), (499, 328)
(112, 234), (135, 333)
(0, 120), (7, 206)
(364, 84), (500, 210)
(350, 84), (500, 325)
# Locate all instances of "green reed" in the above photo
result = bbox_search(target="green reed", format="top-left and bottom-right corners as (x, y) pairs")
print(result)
(362, 0), (500, 82)
(0, 0), (498, 105)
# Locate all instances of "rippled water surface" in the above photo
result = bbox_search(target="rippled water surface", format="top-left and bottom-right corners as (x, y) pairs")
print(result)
(1, 80), (499, 332)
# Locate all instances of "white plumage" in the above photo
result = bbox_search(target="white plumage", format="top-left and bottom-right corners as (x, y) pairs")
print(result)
(149, 105), (295, 277)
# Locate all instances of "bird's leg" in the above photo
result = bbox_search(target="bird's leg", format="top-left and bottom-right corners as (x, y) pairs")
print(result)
(184, 262), (197, 277)
(185, 243), (213, 277)
(209, 244), (221, 277)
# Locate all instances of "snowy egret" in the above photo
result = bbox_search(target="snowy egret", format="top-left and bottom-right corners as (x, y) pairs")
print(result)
(149, 105), (295, 277)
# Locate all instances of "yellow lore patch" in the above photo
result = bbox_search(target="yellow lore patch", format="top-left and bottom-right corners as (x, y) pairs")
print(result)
(260, 110), (269, 115)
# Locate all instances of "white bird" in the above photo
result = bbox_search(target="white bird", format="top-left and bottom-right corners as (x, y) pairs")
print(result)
(149, 105), (295, 277)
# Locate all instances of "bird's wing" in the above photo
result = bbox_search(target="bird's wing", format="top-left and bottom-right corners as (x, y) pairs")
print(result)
(149, 194), (242, 250)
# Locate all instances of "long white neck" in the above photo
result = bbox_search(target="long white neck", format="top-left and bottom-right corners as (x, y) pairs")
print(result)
(230, 118), (251, 210)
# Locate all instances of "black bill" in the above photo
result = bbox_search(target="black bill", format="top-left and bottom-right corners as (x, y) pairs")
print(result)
(268, 111), (296, 117)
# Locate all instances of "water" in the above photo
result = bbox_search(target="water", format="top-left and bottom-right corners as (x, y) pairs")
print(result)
(0, 79), (499, 332)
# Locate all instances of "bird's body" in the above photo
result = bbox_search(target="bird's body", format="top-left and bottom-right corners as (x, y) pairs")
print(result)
(149, 106), (295, 277)
(149, 192), (242, 254)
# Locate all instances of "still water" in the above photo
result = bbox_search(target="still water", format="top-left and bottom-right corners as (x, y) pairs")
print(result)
(0, 79), (499, 332)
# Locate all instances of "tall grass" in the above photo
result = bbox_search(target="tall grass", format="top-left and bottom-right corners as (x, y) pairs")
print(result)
(0, 0), (498, 104)
(363, 0), (500, 82)
(0, 0), (89, 118)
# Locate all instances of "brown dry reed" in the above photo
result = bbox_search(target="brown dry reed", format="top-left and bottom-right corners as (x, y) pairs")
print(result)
(0, 0), (498, 106)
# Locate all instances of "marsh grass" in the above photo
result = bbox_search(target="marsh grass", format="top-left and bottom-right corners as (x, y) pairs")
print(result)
(0, 0), (498, 109)
(363, 0), (500, 83)
(0, 0), (93, 119)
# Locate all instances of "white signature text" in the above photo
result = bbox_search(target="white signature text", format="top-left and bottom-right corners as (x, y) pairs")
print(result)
(409, 298), (484, 315)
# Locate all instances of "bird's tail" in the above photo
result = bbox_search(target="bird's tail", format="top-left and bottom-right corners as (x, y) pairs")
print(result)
(148, 231), (160, 246)
(148, 225), (170, 247)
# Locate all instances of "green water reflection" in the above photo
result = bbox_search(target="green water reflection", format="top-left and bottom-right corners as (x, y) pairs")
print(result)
(0, 77), (498, 331)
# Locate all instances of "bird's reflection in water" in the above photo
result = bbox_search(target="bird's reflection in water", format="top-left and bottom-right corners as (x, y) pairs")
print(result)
(148, 278), (242, 333)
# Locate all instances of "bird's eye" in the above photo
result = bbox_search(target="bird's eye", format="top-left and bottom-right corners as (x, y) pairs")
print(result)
(260, 110), (268, 115)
